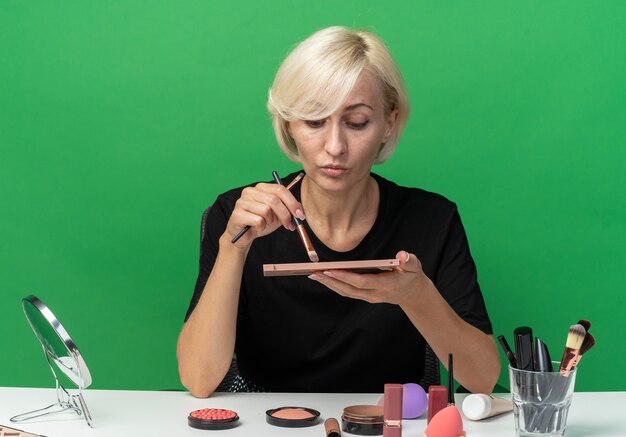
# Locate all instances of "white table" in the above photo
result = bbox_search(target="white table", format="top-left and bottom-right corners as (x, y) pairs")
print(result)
(1, 388), (624, 436)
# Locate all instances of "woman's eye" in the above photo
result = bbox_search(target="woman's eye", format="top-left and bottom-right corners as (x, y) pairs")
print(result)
(347, 120), (369, 129)
(305, 120), (325, 128)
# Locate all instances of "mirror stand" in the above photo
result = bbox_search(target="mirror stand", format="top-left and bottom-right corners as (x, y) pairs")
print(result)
(11, 345), (93, 427)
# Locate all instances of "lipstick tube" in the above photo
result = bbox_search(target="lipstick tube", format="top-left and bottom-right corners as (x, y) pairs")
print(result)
(383, 384), (403, 437)
(427, 385), (448, 423)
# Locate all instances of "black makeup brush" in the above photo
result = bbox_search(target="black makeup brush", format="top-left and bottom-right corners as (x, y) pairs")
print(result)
(558, 324), (586, 376)
(447, 353), (455, 406)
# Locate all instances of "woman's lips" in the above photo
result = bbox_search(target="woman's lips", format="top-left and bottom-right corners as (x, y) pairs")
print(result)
(321, 166), (349, 177)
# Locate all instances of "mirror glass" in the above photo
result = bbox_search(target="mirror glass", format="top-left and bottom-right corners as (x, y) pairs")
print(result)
(22, 296), (92, 389)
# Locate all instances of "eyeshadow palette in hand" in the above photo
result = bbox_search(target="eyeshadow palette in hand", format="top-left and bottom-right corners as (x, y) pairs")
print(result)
(263, 259), (400, 277)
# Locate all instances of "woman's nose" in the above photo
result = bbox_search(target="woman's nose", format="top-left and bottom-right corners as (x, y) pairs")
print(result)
(324, 123), (347, 156)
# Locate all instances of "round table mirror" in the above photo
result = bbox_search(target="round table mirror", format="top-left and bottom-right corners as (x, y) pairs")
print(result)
(11, 295), (93, 427)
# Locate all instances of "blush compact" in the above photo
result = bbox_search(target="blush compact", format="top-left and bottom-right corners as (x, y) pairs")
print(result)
(266, 406), (321, 428)
(188, 408), (240, 430)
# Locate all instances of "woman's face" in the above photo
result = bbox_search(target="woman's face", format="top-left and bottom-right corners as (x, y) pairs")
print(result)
(288, 71), (398, 194)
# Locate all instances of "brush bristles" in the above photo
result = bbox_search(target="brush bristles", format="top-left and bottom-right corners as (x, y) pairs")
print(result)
(308, 251), (319, 263)
(566, 324), (586, 350)
(580, 333), (596, 355)
(578, 319), (591, 332)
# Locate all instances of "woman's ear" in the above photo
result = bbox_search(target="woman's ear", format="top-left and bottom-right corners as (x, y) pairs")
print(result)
(383, 108), (399, 143)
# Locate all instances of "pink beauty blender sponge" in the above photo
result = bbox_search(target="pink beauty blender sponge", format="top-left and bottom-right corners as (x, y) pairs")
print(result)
(423, 406), (466, 437)
(377, 383), (427, 419)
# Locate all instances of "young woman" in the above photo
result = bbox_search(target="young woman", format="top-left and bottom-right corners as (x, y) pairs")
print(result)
(177, 26), (500, 397)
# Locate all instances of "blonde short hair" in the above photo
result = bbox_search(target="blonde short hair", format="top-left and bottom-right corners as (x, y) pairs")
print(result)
(267, 26), (410, 164)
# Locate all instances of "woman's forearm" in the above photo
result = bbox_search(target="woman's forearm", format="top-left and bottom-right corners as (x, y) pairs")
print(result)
(306, 252), (500, 392)
(176, 235), (249, 397)
(400, 277), (501, 394)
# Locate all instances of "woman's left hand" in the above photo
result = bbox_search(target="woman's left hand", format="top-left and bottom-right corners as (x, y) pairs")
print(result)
(310, 250), (501, 393)
(308, 250), (431, 306)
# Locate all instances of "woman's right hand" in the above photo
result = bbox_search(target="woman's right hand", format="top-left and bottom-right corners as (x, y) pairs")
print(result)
(225, 182), (306, 248)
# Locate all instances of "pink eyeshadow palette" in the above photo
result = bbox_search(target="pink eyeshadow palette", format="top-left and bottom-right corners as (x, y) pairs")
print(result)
(188, 408), (240, 430)
(0, 425), (45, 436)
(266, 406), (321, 428)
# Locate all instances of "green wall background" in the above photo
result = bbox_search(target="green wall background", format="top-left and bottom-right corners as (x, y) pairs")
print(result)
(1, 1), (625, 392)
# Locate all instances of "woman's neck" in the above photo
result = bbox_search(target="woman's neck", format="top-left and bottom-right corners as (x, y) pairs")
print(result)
(301, 174), (379, 250)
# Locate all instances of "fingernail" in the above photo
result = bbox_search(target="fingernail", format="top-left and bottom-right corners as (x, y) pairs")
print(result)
(323, 271), (336, 278)
(308, 274), (322, 281)
(295, 208), (306, 220)
(405, 252), (410, 262)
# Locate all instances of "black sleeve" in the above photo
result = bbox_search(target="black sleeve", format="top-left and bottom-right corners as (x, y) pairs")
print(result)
(434, 207), (493, 335)
(183, 195), (233, 322)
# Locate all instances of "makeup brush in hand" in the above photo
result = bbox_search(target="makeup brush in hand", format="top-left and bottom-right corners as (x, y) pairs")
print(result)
(272, 171), (319, 262)
(231, 172), (305, 244)
(558, 324), (586, 376)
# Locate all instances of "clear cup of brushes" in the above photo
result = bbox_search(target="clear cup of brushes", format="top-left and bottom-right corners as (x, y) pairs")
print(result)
(508, 362), (577, 437)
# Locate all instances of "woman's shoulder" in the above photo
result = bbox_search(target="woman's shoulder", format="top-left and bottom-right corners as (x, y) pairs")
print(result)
(215, 185), (247, 206)
(373, 173), (458, 215)
(207, 182), (253, 218)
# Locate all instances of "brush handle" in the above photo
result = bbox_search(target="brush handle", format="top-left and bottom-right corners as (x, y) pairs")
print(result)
(558, 347), (579, 376)
(231, 225), (251, 243)
(272, 171), (301, 227)
(569, 351), (583, 368)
